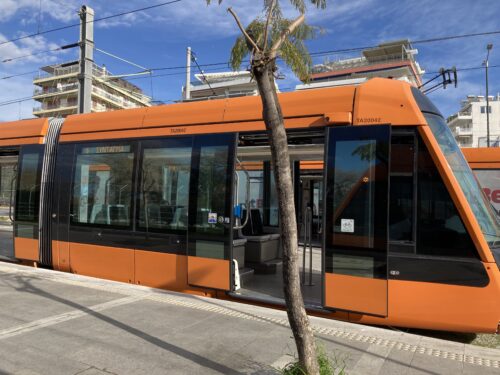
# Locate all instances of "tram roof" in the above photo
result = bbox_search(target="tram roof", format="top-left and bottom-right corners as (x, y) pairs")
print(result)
(0, 78), (428, 145)
(0, 118), (48, 146)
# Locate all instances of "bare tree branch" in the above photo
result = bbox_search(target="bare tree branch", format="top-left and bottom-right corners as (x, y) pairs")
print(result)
(227, 7), (261, 53)
(270, 13), (305, 57)
(262, 0), (276, 51)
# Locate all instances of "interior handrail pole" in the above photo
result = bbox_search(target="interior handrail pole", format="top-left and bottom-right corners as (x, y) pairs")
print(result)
(301, 207), (307, 284)
(8, 174), (17, 223)
(308, 206), (314, 286)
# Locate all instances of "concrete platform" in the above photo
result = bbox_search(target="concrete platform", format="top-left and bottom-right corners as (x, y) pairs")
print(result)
(0, 262), (498, 374)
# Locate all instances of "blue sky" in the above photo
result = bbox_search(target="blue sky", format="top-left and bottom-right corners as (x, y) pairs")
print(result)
(1, 0), (499, 122)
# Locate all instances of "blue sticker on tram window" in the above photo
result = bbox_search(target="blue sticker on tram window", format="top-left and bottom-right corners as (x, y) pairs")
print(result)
(208, 212), (217, 224)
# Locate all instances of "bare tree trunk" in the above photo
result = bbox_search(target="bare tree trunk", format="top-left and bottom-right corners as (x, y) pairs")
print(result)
(253, 60), (319, 375)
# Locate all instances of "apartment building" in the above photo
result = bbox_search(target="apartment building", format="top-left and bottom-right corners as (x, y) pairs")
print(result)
(297, 39), (425, 90)
(447, 94), (500, 147)
(32, 62), (151, 118)
(183, 71), (261, 101)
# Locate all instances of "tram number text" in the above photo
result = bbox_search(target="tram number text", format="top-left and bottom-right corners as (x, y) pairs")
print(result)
(356, 117), (382, 124)
(170, 127), (187, 134)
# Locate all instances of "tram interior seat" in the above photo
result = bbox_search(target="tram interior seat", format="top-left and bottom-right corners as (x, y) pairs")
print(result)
(108, 205), (129, 225)
(170, 206), (188, 228)
(233, 238), (247, 269)
(239, 209), (280, 266)
(91, 204), (129, 225)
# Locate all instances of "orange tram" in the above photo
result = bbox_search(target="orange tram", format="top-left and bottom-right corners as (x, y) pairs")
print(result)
(0, 78), (499, 333)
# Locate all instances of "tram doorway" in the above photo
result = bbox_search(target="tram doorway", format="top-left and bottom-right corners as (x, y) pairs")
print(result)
(298, 174), (323, 247)
(0, 153), (18, 260)
(232, 133), (325, 308)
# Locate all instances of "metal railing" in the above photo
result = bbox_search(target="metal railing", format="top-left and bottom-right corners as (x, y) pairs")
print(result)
(92, 86), (139, 109)
(313, 53), (416, 74)
(33, 83), (78, 96)
(33, 101), (77, 112)
(454, 127), (473, 136)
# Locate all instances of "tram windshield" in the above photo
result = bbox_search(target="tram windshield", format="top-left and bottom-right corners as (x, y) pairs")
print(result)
(425, 113), (500, 247)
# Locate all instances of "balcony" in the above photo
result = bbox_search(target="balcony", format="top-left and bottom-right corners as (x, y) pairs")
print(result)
(92, 86), (139, 109)
(454, 127), (473, 136)
(91, 102), (108, 112)
(33, 100), (78, 115)
(34, 65), (79, 83)
(33, 83), (79, 98)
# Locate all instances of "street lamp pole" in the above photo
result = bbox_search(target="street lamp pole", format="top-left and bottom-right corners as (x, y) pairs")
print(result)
(485, 44), (493, 147)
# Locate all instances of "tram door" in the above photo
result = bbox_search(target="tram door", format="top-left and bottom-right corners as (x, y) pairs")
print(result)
(324, 125), (390, 316)
(0, 152), (18, 260)
(187, 134), (236, 291)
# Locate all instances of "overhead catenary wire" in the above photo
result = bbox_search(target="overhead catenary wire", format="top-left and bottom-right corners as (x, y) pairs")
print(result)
(1, 42), (79, 64)
(2, 64), (499, 108)
(2, 23), (500, 107)
(1, 70), (38, 80)
(2, 22), (499, 72)
(190, 51), (217, 96)
(308, 30), (500, 58)
(0, 96), (33, 107)
(0, 0), (183, 47)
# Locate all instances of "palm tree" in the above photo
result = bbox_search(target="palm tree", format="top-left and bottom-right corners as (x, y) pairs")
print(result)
(207, 1), (326, 374)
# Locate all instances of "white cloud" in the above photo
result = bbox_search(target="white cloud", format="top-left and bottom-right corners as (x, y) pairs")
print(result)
(0, 33), (73, 66)
(0, 32), (76, 121)
(0, 0), (79, 23)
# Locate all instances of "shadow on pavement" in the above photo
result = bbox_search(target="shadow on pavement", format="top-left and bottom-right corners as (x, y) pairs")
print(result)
(1, 274), (256, 375)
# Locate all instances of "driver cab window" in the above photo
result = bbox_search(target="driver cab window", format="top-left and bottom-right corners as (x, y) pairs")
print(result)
(388, 131), (477, 258)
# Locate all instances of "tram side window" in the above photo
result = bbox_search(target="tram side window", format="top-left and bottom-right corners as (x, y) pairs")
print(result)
(138, 146), (191, 231)
(16, 147), (42, 224)
(416, 137), (477, 258)
(332, 140), (378, 248)
(0, 161), (16, 207)
(70, 144), (134, 227)
(236, 167), (264, 218)
(194, 145), (229, 236)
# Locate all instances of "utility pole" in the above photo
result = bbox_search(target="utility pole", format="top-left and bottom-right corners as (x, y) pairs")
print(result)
(485, 44), (493, 147)
(78, 5), (94, 114)
(185, 46), (191, 100)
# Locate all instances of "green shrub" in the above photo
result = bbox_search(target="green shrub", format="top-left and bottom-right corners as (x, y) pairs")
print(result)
(282, 347), (346, 375)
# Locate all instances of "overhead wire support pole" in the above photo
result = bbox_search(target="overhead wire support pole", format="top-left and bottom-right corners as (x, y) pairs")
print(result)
(485, 44), (493, 148)
(185, 47), (191, 100)
(78, 5), (94, 114)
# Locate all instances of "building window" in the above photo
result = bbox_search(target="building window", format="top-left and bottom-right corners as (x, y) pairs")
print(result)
(481, 106), (492, 114)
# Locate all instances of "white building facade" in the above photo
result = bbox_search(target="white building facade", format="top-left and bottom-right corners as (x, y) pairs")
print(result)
(447, 95), (500, 148)
(183, 71), (259, 101)
(297, 40), (425, 91)
(33, 62), (151, 118)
